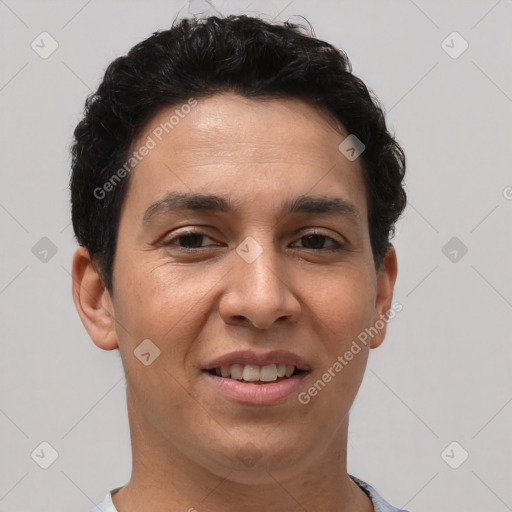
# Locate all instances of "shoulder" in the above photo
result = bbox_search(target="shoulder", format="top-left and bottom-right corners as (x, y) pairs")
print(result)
(88, 486), (123, 512)
(350, 475), (411, 512)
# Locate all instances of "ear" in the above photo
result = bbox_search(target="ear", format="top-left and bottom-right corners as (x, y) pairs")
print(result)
(370, 245), (398, 349)
(71, 246), (118, 350)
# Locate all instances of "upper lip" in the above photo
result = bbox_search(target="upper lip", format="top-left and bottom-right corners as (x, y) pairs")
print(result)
(203, 350), (311, 372)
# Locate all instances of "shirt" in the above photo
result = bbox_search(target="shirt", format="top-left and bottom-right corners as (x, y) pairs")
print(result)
(88, 475), (410, 512)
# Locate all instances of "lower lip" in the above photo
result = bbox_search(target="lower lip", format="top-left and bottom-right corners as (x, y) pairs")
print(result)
(203, 371), (308, 405)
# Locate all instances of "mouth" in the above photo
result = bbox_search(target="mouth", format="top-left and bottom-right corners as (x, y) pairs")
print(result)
(201, 350), (311, 404)
(203, 367), (309, 405)
(204, 363), (306, 384)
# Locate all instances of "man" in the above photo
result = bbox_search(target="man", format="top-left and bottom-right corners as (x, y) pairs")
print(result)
(70, 14), (408, 512)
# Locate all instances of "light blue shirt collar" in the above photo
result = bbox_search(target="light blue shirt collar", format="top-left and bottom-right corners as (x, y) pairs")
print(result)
(89, 476), (410, 512)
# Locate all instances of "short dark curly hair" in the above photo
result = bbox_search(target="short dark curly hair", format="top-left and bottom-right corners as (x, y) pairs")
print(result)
(70, 14), (406, 294)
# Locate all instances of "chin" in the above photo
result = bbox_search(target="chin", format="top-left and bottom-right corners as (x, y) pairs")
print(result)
(200, 437), (311, 484)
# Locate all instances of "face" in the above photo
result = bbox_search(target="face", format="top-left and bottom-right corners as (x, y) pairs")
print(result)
(74, 92), (397, 484)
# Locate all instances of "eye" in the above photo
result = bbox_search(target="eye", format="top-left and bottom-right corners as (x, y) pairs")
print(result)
(162, 230), (345, 252)
(291, 233), (345, 251)
(163, 231), (220, 249)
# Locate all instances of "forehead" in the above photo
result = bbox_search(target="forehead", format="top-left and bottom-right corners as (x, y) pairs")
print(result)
(123, 92), (367, 222)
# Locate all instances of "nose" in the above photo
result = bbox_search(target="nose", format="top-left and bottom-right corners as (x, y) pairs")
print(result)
(218, 240), (301, 329)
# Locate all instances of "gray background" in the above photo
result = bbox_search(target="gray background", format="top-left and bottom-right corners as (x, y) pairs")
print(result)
(1, 0), (511, 511)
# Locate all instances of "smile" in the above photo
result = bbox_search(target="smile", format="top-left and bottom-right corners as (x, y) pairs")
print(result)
(204, 367), (309, 405)
(206, 363), (303, 383)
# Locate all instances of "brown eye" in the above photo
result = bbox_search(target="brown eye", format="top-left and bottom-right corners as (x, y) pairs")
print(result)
(176, 233), (205, 248)
(292, 233), (344, 251)
(163, 231), (218, 249)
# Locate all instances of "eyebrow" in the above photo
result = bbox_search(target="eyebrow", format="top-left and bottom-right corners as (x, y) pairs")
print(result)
(142, 192), (361, 226)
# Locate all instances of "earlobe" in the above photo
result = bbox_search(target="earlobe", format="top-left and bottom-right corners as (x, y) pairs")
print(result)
(71, 247), (119, 350)
(370, 245), (398, 349)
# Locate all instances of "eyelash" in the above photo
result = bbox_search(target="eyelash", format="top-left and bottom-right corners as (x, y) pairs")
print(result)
(162, 230), (345, 252)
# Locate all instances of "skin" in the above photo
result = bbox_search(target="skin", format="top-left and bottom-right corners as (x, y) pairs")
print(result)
(72, 92), (397, 512)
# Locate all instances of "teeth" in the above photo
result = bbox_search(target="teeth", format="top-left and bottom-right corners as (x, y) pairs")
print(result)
(243, 364), (261, 382)
(260, 364), (278, 382)
(230, 364), (243, 380)
(214, 364), (298, 382)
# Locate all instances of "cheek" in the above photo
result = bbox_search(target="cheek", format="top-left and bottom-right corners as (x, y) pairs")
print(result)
(112, 261), (212, 415)
(112, 258), (221, 355)
(306, 266), (376, 342)
(295, 270), (375, 441)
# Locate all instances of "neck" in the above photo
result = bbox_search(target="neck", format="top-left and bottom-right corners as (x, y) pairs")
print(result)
(112, 388), (373, 512)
